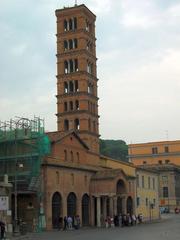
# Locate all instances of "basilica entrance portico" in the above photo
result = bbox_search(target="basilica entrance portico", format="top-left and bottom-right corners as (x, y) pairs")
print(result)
(90, 169), (135, 227)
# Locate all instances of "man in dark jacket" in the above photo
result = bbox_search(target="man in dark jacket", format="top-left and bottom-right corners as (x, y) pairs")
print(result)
(0, 220), (5, 239)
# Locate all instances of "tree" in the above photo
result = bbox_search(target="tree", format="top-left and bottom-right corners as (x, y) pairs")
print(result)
(99, 139), (128, 162)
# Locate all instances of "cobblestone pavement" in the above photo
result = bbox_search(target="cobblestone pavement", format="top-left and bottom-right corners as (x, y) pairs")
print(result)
(11, 214), (180, 240)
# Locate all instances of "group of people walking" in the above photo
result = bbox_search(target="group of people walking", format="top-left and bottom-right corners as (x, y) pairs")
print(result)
(56, 213), (142, 230)
(104, 213), (143, 228)
(57, 215), (80, 231)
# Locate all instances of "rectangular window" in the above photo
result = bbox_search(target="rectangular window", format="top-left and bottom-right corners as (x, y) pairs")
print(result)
(162, 175), (168, 184)
(137, 175), (139, 187)
(137, 197), (140, 206)
(153, 178), (155, 190)
(153, 199), (156, 206)
(165, 146), (169, 153)
(142, 176), (144, 188)
(148, 177), (151, 189)
(152, 147), (158, 154)
(163, 186), (169, 198)
(165, 159), (170, 164)
(158, 160), (162, 164)
(146, 198), (148, 206)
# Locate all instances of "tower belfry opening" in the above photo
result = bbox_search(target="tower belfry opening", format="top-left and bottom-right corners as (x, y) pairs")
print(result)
(56, 4), (100, 154)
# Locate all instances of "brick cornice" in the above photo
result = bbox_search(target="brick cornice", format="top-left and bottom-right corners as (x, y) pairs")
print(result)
(56, 110), (100, 118)
(56, 49), (97, 61)
(56, 91), (99, 100)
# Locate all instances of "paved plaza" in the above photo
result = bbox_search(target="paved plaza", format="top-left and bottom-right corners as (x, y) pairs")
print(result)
(12, 214), (180, 240)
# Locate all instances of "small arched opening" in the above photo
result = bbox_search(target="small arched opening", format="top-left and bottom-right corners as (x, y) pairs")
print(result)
(67, 192), (77, 217)
(74, 119), (80, 130)
(64, 61), (69, 74)
(82, 194), (90, 226)
(64, 119), (69, 131)
(52, 192), (62, 229)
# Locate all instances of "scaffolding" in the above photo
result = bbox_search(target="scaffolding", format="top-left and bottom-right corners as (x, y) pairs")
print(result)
(0, 116), (50, 231)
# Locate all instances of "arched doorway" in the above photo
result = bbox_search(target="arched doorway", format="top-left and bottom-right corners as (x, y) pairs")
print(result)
(126, 196), (133, 214)
(116, 179), (126, 215)
(52, 192), (62, 228)
(67, 192), (77, 217)
(82, 194), (90, 226)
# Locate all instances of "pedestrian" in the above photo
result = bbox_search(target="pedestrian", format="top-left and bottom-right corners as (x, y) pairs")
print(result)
(63, 216), (68, 230)
(118, 214), (122, 227)
(114, 215), (119, 227)
(67, 216), (73, 230)
(74, 215), (80, 230)
(58, 216), (63, 230)
(122, 214), (126, 227)
(0, 220), (5, 240)
(76, 215), (80, 229)
(74, 216), (78, 230)
(132, 214), (137, 225)
(110, 217), (114, 228)
(107, 216), (111, 228)
(138, 214), (143, 224)
(105, 218), (108, 228)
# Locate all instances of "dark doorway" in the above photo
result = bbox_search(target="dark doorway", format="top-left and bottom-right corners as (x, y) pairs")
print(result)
(52, 192), (62, 229)
(117, 197), (123, 215)
(67, 192), (77, 217)
(106, 198), (110, 217)
(126, 196), (133, 214)
(82, 194), (90, 226)
(94, 197), (97, 226)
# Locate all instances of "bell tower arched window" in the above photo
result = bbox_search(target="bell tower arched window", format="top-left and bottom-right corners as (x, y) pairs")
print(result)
(69, 81), (74, 92)
(64, 102), (68, 111)
(69, 19), (73, 30)
(75, 100), (79, 110)
(74, 119), (80, 130)
(64, 61), (68, 74)
(69, 39), (73, 49)
(75, 80), (79, 92)
(74, 39), (78, 48)
(70, 101), (73, 111)
(74, 17), (77, 29)
(64, 20), (68, 31)
(64, 82), (68, 93)
(64, 119), (69, 131)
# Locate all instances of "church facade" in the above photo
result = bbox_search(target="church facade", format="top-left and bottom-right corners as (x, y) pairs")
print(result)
(42, 4), (137, 229)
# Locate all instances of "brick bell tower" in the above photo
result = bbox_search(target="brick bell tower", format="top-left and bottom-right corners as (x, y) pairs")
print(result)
(55, 4), (100, 154)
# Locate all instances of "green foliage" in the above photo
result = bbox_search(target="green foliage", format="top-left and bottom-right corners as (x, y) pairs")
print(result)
(100, 139), (128, 162)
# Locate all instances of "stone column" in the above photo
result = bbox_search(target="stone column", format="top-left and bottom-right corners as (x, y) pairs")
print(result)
(109, 197), (114, 217)
(113, 196), (117, 216)
(96, 196), (101, 227)
(77, 196), (82, 224)
(63, 194), (67, 218)
(89, 196), (95, 226)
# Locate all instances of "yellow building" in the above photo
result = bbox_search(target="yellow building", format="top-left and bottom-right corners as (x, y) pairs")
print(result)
(138, 164), (180, 212)
(128, 140), (180, 212)
(129, 140), (180, 166)
(136, 167), (160, 221)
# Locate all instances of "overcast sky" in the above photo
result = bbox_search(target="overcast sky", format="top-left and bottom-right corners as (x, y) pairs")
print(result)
(1, 0), (180, 144)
